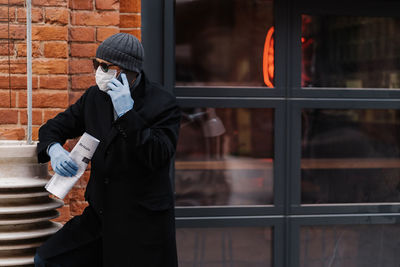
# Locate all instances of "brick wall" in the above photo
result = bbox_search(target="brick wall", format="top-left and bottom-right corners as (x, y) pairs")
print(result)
(0, 0), (141, 223)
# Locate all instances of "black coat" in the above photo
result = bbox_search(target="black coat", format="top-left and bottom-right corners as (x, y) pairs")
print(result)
(37, 72), (180, 266)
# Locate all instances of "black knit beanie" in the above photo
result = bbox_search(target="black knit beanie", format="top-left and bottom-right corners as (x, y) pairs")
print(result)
(96, 33), (144, 73)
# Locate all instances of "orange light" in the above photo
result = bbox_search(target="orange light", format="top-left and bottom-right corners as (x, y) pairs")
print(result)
(263, 26), (274, 88)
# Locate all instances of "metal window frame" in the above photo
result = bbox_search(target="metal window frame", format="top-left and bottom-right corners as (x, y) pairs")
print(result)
(176, 216), (285, 267)
(175, 98), (286, 217)
(289, 214), (400, 267)
(167, 0), (289, 98)
(290, 99), (400, 215)
(290, 0), (400, 99)
(141, 0), (400, 266)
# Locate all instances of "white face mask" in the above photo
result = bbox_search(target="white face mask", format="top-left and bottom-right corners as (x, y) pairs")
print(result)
(95, 67), (117, 92)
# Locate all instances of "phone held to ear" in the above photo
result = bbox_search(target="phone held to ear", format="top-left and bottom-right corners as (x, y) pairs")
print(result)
(116, 71), (124, 83)
(117, 71), (137, 87)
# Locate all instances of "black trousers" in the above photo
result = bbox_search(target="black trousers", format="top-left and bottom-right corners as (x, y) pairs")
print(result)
(35, 206), (103, 267)
(34, 238), (102, 267)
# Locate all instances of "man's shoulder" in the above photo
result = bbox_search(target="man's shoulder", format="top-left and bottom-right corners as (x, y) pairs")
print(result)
(69, 85), (105, 106)
(74, 85), (99, 99)
(85, 85), (101, 96)
(145, 79), (177, 103)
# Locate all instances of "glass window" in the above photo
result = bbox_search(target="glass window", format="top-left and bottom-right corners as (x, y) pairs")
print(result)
(302, 109), (400, 204)
(176, 108), (274, 206)
(175, 0), (275, 87)
(177, 227), (273, 266)
(302, 15), (400, 88)
(301, 225), (400, 267)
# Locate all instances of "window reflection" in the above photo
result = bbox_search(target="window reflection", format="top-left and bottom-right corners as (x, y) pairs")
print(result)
(301, 225), (400, 267)
(176, 108), (274, 206)
(302, 109), (400, 203)
(302, 15), (400, 88)
(177, 227), (273, 266)
(175, 0), (274, 87)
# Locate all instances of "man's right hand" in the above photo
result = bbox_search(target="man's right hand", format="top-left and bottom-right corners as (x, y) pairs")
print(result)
(48, 143), (78, 177)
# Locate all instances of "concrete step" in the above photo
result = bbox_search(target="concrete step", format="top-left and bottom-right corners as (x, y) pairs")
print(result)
(0, 192), (48, 199)
(0, 210), (59, 225)
(0, 178), (48, 189)
(0, 222), (62, 241)
(0, 141), (63, 266)
(0, 255), (34, 266)
(0, 199), (63, 215)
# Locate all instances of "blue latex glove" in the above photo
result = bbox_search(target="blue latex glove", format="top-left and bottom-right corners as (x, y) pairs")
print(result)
(107, 73), (134, 117)
(48, 143), (78, 177)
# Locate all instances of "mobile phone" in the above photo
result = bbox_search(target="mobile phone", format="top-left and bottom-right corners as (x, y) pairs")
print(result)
(117, 71), (137, 87)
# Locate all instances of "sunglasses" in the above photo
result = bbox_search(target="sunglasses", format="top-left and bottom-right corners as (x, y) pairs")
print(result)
(92, 59), (116, 73)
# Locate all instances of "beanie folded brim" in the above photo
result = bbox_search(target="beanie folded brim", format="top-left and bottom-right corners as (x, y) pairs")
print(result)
(96, 44), (142, 73)
(95, 33), (144, 73)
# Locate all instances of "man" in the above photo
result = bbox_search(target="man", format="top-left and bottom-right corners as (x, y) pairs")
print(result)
(34, 33), (180, 266)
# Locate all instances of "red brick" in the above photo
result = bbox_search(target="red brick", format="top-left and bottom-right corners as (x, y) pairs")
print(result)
(16, 42), (42, 57)
(32, 59), (68, 74)
(44, 42), (68, 58)
(0, 0), (24, 5)
(68, 91), (84, 105)
(17, 7), (43, 23)
(39, 75), (68, 90)
(0, 110), (18, 124)
(69, 0), (93, 10)
(96, 27), (118, 42)
(45, 8), (69, 25)
(79, 170), (90, 184)
(53, 205), (71, 223)
(0, 24), (26, 39)
(96, 0), (118, 10)
(0, 127), (25, 140)
(0, 75), (38, 90)
(70, 187), (86, 200)
(62, 190), (71, 204)
(120, 0), (140, 13)
(0, 59), (26, 74)
(47, 162), (54, 174)
(70, 200), (88, 216)
(0, 42), (13, 56)
(32, 25), (68, 41)
(0, 92), (10, 107)
(120, 14), (141, 28)
(70, 43), (97, 58)
(0, 6), (16, 22)
(69, 27), (95, 42)
(19, 91), (69, 108)
(69, 59), (93, 74)
(32, 126), (39, 141)
(11, 92), (17, 108)
(32, 0), (67, 7)
(65, 138), (78, 151)
(0, 91), (17, 108)
(20, 109), (42, 125)
(71, 11), (119, 26)
(71, 75), (95, 89)
(120, 29), (141, 40)
(0, 77), (10, 89)
(43, 109), (63, 122)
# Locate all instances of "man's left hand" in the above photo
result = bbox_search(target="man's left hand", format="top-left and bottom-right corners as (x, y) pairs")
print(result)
(107, 73), (134, 117)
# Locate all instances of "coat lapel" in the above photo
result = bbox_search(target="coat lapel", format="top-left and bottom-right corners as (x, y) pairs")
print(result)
(130, 72), (146, 111)
(102, 72), (147, 154)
